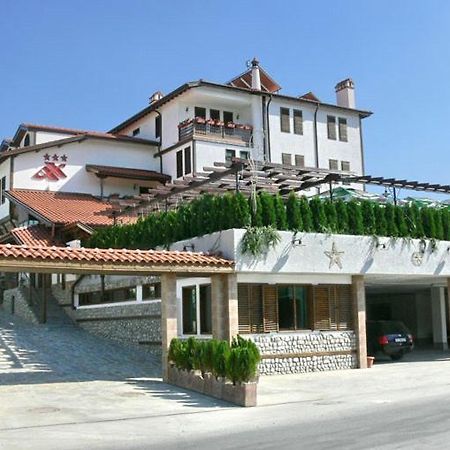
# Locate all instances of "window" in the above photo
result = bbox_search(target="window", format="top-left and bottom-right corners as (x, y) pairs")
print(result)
(294, 154), (305, 167)
(155, 116), (161, 139)
(132, 127), (140, 136)
(23, 134), (30, 147)
(0, 176), (6, 205)
(184, 146), (192, 175)
(176, 150), (183, 178)
(341, 161), (350, 172)
(280, 107), (290, 133)
(79, 286), (137, 306)
(142, 282), (161, 300)
(329, 159), (339, 170)
(240, 150), (250, 160)
(194, 107), (206, 119)
(293, 110), (303, 135)
(338, 118), (348, 142)
(225, 149), (236, 163)
(282, 153), (292, 165)
(182, 286), (197, 334)
(278, 286), (309, 330)
(327, 115), (337, 140)
(199, 285), (212, 334)
(223, 111), (233, 124)
(210, 109), (220, 120)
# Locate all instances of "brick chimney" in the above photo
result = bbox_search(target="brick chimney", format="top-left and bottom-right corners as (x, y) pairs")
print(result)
(335, 78), (355, 109)
(251, 57), (261, 90)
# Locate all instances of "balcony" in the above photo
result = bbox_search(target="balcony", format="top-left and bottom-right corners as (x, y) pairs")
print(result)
(178, 117), (253, 146)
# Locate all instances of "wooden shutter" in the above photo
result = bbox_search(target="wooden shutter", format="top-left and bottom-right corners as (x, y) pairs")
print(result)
(263, 285), (278, 333)
(176, 150), (183, 178)
(327, 115), (336, 140)
(295, 154), (305, 168)
(338, 118), (348, 142)
(249, 285), (263, 333)
(336, 285), (353, 330)
(238, 284), (250, 334)
(313, 286), (331, 330)
(293, 109), (303, 135)
(280, 107), (290, 133)
(184, 146), (191, 175)
(329, 286), (338, 331)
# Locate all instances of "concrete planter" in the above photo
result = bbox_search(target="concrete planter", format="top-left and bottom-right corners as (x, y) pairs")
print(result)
(167, 366), (257, 407)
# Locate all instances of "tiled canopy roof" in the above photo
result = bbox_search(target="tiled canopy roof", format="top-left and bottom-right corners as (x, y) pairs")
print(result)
(10, 225), (63, 247)
(0, 244), (234, 268)
(85, 164), (170, 183)
(6, 190), (137, 227)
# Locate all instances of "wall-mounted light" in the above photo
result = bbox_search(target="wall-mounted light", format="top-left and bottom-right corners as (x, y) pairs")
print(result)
(292, 232), (304, 246)
(183, 243), (195, 252)
(376, 242), (387, 250)
(419, 240), (427, 254)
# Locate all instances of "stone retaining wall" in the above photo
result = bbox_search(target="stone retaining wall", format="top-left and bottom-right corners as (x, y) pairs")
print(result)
(2, 287), (39, 324)
(251, 331), (357, 375)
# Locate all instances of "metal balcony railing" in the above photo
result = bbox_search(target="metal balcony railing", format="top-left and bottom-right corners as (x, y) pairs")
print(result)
(178, 118), (253, 146)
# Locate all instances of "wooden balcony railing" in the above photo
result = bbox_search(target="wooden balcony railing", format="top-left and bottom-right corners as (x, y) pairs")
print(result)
(178, 118), (253, 146)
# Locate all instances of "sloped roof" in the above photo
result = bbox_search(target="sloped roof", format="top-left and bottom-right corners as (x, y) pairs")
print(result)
(6, 190), (138, 227)
(10, 225), (63, 247)
(0, 244), (234, 270)
(85, 164), (170, 183)
(227, 65), (281, 93)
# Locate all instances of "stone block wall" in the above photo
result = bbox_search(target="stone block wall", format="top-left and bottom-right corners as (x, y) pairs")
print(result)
(2, 287), (39, 324)
(251, 331), (357, 375)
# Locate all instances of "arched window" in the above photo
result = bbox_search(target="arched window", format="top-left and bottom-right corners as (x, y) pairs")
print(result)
(23, 134), (30, 147)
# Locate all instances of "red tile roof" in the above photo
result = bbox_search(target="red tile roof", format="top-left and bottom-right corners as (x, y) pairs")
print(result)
(10, 225), (63, 247)
(6, 190), (138, 227)
(0, 244), (234, 268)
(85, 164), (170, 183)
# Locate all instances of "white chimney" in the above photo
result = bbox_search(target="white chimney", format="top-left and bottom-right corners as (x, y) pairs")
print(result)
(149, 91), (164, 105)
(251, 57), (261, 90)
(335, 78), (355, 109)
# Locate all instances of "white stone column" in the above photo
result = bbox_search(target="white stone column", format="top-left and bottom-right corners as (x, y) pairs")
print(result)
(211, 274), (239, 342)
(352, 275), (367, 369)
(136, 285), (143, 303)
(431, 287), (448, 350)
(161, 273), (177, 381)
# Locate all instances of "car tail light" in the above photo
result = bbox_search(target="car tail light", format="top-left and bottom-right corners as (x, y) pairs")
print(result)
(378, 335), (389, 345)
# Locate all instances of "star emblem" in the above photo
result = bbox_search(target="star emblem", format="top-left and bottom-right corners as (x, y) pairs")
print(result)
(52, 154), (59, 161)
(324, 242), (344, 269)
(43, 153), (50, 161)
(60, 154), (68, 162)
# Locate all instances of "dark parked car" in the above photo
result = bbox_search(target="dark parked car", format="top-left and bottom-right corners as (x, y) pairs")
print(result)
(367, 320), (414, 360)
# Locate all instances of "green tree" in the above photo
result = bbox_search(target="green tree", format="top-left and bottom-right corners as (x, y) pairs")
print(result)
(421, 207), (436, 238)
(286, 192), (303, 230)
(347, 201), (364, 235)
(360, 201), (376, 235)
(249, 193), (263, 227)
(395, 206), (409, 237)
(273, 194), (288, 230)
(309, 197), (328, 232)
(298, 196), (314, 231)
(259, 192), (277, 227)
(385, 203), (399, 237)
(335, 200), (350, 234)
(231, 192), (251, 228)
(323, 200), (338, 233)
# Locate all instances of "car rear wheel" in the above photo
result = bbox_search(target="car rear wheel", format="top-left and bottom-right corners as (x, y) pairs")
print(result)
(390, 353), (403, 361)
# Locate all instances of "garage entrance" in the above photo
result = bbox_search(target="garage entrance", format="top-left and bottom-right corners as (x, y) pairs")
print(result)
(365, 276), (450, 360)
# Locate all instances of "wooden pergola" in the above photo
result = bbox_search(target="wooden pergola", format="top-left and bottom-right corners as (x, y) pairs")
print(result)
(0, 244), (237, 381)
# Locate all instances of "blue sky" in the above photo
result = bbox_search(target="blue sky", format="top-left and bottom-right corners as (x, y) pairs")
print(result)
(1, 0), (449, 195)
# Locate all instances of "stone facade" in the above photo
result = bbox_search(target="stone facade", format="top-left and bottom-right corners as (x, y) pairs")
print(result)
(251, 331), (357, 375)
(52, 285), (162, 357)
(2, 287), (39, 324)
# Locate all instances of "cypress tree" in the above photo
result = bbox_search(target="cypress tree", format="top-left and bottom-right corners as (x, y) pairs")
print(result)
(335, 199), (350, 234)
(421, 207), (436, 238)
(273, 194), (288, 230)
(309, 197), (328, 232)
(221, 193), (235, 230)
(347, 201), (364, 235)
(384, 203), (399, 237)
(259, 192), (277, 227)
(323, 199), (338, 233)
(395, 206), (409, 237)
(286, 192), (303, 231)
(433, 208), (444, 240)
(249, 193), (263, 227)
(441, 208), (450, 240)
(373, 204), (387, 237)
(298, 196), (314, 231)
(361, 200), (376, 235)
(232, 192), (251, 228)
(409, 204), (424, 238)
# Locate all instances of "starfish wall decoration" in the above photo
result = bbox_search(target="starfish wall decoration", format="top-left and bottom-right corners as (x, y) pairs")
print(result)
(324, 242), (344, 269)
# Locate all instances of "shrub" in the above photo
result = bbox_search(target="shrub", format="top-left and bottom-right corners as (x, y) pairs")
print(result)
(212, 340), (230, 378)
(227, 336), (261, 385)
(240, 226), (281, 256)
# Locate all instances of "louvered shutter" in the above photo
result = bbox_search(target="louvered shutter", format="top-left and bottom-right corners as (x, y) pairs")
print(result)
(238, 284), (251, 334)
(282, 153), (292, 165)
(295, 154), (305, 168)
(263, 285), (279, 333)
(329, 286), (338, 331)
(293, 110), (303, 135)
(280, 108), (290, 133)
(249, 285), (264, 333)
(338, 118), (348, 142)
(327, 115), (337, 140)
(313, 286), (331, 330)
(337, 285), (353, 330)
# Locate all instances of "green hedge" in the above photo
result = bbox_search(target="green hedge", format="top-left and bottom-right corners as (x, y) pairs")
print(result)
(168, 336), (261, 385)
(89, 192), (450, 249)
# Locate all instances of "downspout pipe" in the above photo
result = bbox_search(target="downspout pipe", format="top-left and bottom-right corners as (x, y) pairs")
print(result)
(265, 95), (273, 162)
(154, 110), (163, 173)
(313, 103), (320, 168)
